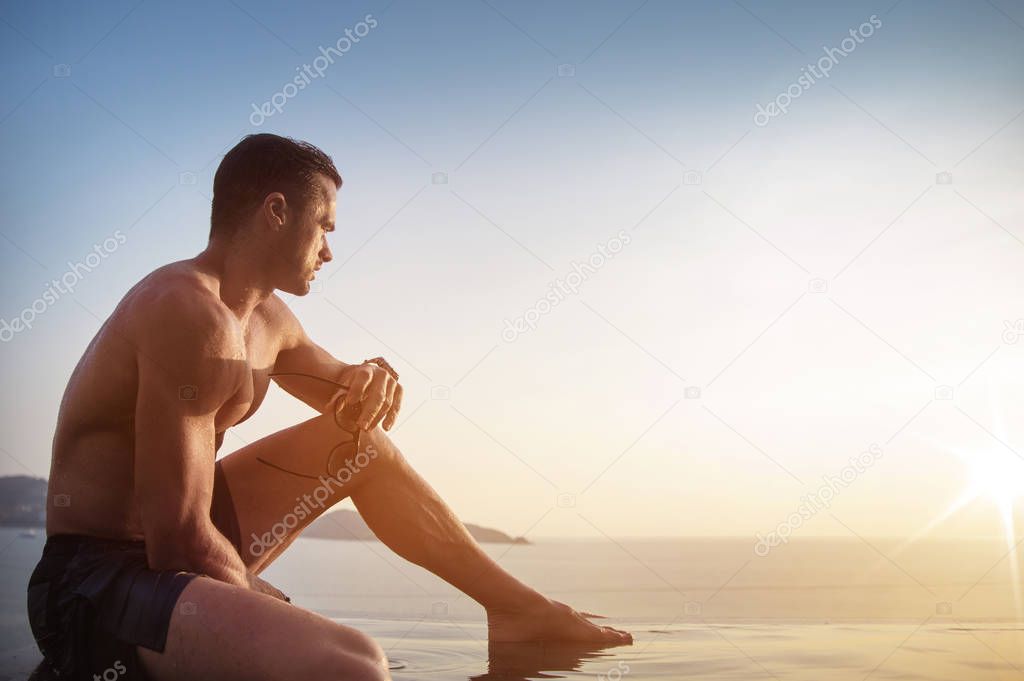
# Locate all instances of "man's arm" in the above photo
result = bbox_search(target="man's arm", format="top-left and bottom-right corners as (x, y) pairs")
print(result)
(270, 317), (352, 413)
(132, 289), (257, 589)
(268, 295), (402, 431)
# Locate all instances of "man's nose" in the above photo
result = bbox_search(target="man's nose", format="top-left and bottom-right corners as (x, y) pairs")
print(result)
(320, 241), (333, 263)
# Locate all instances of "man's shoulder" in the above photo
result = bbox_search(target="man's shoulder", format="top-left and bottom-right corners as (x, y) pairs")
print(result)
(125, 262), (240, 352)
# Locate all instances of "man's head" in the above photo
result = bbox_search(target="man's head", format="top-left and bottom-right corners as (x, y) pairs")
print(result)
(210, 134), (341, 295)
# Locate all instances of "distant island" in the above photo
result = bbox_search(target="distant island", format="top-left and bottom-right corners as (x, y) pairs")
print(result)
(0, 476), (529, 545)
(301, 508), (529, 544)
(0, 476), (47, 526)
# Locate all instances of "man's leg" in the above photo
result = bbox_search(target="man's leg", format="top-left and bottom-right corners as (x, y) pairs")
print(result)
(213, 412), (631, 644)
(137, 576), (390, 681)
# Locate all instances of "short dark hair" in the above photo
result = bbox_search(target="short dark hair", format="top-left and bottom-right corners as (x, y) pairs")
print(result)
(209, 134), (342, 239)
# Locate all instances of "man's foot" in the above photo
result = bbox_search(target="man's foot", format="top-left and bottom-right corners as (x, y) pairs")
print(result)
(487, 598), (633, 644)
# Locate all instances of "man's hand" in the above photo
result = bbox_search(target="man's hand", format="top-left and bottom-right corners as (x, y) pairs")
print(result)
(247, 572), (291, 603)
(335, 362), (403, 431)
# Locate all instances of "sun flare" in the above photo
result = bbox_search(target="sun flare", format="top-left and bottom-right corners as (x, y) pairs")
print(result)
(944, 416), (1024, 619)
(961, 447), (1024, 544)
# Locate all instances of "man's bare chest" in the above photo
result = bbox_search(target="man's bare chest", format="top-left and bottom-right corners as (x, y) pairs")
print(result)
(214, 320), (280, 432)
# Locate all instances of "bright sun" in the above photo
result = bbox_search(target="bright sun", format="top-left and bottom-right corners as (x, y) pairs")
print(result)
(903, 400), (1024, 618)
(961, 447), (1024, 543)
(908, 443), (1024, 544)
(955, 446), (1024, 620)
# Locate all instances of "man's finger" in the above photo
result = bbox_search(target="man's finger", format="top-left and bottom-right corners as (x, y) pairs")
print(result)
(248, 573), (290, 603)
(370, 376), (397, 431)
(383, 383), (403, 431)
(357, 369), (390, 430)
(337, 366), (372, 415)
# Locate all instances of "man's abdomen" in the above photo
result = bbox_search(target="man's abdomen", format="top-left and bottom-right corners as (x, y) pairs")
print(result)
(46, 430), (145, 540)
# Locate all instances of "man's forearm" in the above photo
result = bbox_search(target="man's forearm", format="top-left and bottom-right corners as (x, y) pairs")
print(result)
(187, 523), (250, 587)
(148, 520), (248, 588)
(164, 522), (290, 601)
(271, 357), (354, 414)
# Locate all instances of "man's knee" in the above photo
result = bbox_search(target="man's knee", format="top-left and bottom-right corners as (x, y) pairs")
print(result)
(306, 628), (390, 680)
(314, 412), (405, 483)
(361, 427), (403, 469)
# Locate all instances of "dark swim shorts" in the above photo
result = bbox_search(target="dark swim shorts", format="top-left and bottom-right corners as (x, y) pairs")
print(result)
(26, 461), (244, 679)
(26, 533), (201, 680)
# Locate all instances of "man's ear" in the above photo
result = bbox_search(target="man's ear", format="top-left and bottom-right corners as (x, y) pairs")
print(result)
(262, 192), (287, 231)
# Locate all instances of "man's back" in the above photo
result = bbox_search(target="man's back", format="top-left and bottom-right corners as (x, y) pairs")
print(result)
(46, 259), (278, 540)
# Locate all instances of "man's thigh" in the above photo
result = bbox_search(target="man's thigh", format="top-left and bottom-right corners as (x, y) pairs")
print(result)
(137, 576), (390, 681)
(211, 411), (401, 569)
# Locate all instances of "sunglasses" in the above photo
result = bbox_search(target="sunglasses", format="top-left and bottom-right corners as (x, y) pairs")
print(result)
(262, 372), (365, 482)
(326, 397), (364, 476)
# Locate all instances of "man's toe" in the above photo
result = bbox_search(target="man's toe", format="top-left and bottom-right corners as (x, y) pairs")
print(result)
(600, 626), (632, 644)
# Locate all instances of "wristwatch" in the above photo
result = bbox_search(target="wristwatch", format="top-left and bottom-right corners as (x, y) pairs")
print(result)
(363, 356), (399, 381)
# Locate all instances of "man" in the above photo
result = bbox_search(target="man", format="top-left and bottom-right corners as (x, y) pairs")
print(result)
(27, 134), (632, 681)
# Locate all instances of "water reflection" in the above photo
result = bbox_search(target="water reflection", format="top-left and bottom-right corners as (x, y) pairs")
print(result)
(469, 640), (629, 680)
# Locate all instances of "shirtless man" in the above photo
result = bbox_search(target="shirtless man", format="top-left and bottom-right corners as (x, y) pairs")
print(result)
(26, 134), (631, 681)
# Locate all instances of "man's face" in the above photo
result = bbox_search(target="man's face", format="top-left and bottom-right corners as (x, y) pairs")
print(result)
(275, 173), (336, 295)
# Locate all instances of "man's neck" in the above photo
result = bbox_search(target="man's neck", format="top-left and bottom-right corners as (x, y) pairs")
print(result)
(195, 238), (273, 322)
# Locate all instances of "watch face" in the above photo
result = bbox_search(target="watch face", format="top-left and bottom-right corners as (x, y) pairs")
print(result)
(365, 357), (399, 381)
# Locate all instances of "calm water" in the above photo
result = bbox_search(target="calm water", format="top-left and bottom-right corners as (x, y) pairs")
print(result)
(1, 529), (1021, 680)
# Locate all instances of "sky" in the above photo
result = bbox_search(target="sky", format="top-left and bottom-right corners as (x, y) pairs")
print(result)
(0, 0), (1022, 541)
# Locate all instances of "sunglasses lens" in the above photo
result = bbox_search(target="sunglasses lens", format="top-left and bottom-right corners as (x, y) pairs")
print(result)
(326, 436), (360, 478)
(334, 400), (362, 432)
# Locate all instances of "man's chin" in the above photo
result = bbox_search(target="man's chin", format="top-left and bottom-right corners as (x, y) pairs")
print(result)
(277, 280), (312, 296)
